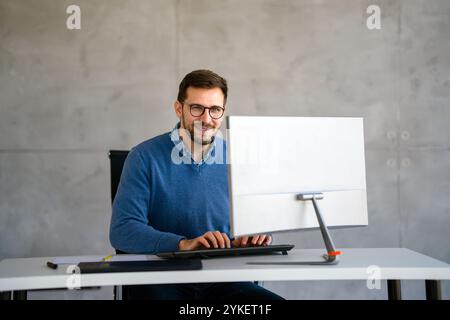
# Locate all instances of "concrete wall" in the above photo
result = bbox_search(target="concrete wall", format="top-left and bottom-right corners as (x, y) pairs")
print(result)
(0, 0), (449, 299)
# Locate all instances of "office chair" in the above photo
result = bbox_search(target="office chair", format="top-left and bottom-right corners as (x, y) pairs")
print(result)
(109, 150), (129, 206)
(108, 150), (129, 300)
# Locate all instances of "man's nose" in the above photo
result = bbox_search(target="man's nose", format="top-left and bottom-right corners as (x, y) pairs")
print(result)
(199, 109), (212, 123)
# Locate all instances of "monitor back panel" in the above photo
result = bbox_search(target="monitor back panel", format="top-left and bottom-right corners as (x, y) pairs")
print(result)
(226, 116), (368, 237)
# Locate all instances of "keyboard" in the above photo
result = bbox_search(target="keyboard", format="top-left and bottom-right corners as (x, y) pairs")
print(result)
(157, 244), (295, 259)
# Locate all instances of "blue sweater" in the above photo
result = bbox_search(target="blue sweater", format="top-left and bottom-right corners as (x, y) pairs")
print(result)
(109, 125), (230, 254)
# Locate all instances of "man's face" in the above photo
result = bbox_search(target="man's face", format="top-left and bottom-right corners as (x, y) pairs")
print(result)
(174, 86), (225, 145)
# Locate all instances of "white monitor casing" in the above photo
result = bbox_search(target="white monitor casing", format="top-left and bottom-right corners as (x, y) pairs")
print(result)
(226, 116), (368, 238)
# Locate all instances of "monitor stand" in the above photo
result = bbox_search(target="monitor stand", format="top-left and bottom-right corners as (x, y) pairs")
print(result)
(247, 193), (342, 266)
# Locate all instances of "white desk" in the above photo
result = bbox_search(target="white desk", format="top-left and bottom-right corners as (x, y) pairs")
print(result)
(1, 248), (449, 300)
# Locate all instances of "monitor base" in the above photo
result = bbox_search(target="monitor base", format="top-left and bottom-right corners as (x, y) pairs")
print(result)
(247, 253), (339, 265)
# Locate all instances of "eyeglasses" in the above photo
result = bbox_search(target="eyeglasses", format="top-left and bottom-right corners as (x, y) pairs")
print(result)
(182, 102), (225, 119)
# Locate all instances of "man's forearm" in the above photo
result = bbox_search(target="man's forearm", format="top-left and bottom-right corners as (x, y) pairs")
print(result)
(110, 219), (185, 254)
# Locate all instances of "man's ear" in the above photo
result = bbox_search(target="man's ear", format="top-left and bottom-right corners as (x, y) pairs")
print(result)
(174, 100), (182, 118)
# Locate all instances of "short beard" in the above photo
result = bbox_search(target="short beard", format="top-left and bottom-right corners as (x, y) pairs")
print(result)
(181, 114), (215, 146)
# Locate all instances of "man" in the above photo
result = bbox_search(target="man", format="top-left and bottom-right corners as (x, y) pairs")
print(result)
(110, 69), (283, 300)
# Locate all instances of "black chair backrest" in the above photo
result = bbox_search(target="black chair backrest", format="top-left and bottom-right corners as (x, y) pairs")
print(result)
(109, 150), (130, 256)
(108, 150), (130, 203)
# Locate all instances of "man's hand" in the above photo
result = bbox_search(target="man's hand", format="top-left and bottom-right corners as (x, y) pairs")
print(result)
(232, 234), (272, 247)
(178, 231), (231, 251)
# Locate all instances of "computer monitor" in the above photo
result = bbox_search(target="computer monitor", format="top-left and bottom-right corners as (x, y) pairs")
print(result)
(226, 116), (368, 264)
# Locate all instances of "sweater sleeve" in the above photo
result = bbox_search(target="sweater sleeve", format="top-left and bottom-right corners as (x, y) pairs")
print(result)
(109, 147), (185, 254)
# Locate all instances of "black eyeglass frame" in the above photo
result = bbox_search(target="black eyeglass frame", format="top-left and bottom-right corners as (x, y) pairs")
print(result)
(180, 102), (226, 119)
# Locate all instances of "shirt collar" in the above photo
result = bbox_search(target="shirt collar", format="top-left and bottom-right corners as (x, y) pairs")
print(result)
(170, 122), (217, 165)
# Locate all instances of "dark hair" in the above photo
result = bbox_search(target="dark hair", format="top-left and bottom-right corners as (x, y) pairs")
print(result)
(177, 69), (228, 105)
